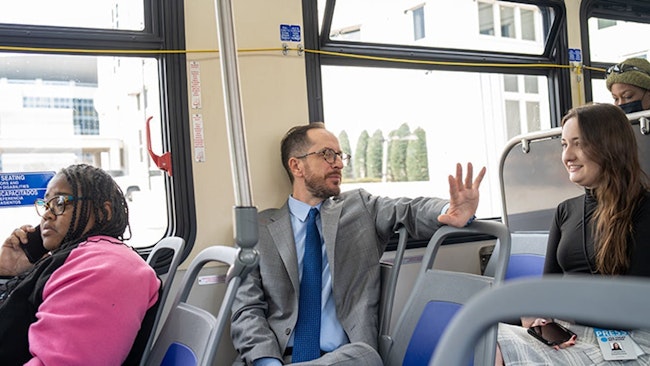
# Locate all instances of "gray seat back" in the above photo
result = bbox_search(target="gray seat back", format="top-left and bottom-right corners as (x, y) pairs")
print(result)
(379, 226), (409, 340)
(139, 236), (185, 366)
(144, 245), (239, 366)
(483, 232), (548, 279)
(430, 276), (650, 366)
(499, 127), (582, 232)
(381, 220), (511, 366)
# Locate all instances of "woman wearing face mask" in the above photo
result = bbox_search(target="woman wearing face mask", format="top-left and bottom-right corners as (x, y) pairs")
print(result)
(606, 57), (650, 114)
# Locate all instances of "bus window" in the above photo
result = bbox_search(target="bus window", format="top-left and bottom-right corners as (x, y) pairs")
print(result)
(582, 0), (650, 106)
(0, 0), (191, 249)
(0, 54), (166, 247)
(313, 0), (563, 219)
(587, 17), (650, 105)
(323, 0), (554, 55)
(321, 66), (550, 219)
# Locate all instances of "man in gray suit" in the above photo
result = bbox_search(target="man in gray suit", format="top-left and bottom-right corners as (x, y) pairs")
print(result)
(230, 122), (486, 365)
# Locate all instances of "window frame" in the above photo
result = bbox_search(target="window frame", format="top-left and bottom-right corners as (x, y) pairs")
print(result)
(0, 0), (196, 261)
(304, 0), (571, 128)
(580, 0), (650, 105)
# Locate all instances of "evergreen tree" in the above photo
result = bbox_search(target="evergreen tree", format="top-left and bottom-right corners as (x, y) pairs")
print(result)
(406, 127), (429, 181)
(338, 131), (354, 180)
(388, 123), (411, 182)
(354, 130), (369, 179)
(367, 130), (384, 180)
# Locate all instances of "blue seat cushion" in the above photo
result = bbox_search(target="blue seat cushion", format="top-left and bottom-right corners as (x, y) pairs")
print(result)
(506, 254), (545, 280)
(403, 301), (471, 366)
(161, 342), (197, 366)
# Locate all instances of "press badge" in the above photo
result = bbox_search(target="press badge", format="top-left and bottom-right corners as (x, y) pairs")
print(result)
(594, 328), (643, 361)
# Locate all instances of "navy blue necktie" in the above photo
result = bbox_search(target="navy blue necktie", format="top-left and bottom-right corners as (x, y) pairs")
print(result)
(293, 207), (322, 362)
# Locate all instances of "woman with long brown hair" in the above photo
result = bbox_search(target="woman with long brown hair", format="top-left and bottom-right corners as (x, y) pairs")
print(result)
(497, 103), (650, 365)
(546, 102), (650, 276)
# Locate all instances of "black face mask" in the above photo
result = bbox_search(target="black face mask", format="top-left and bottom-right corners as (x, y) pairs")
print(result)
(619, 100), (644, 114)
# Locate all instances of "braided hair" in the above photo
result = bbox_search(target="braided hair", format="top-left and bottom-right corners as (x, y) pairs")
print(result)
(0, 164), (132, 305)
(58, 163), (131, 248)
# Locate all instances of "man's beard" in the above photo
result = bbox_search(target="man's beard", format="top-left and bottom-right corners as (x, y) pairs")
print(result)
(305, 172), (340, 200)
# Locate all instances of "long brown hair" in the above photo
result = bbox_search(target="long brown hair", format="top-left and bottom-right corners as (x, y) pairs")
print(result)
(561, 103), (648, 274)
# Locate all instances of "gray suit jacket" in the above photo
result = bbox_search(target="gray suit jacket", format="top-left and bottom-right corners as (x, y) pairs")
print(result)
(230, 188), (447, 365)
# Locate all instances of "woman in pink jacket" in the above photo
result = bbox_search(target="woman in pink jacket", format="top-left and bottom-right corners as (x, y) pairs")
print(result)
(0, 163), (160, 366)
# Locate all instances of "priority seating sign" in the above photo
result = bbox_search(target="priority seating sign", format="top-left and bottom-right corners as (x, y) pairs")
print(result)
(0, 172), (55, 207)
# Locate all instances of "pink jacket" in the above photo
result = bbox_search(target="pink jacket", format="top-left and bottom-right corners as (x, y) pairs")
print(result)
(25, 236), (160, 366)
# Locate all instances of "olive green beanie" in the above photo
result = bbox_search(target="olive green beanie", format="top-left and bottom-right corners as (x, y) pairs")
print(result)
(606, 57), (650, 91)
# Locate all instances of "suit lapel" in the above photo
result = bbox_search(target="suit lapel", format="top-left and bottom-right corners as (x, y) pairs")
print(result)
(267, 204), (300, 292)
(321, 197), (343, 278)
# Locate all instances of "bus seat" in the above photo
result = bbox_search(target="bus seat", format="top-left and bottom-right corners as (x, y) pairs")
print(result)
(143, 245), (239, 366)
(483, 232), (548, 280)
(146, 236), (185, 287)
(139, 236), (185, 366)
(430, 276), (650, 366)
(381, 220), (511, 366)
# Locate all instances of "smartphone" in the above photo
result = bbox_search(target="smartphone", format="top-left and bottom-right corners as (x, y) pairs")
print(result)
(527, 322), (576, 346)
(21, 225), (49, 264)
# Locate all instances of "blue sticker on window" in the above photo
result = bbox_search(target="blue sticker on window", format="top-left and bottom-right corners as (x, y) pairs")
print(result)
(0, 171), (55, 207)
(290, 25), (301, 42)
(280, 24), (301, 42)
(280, 24), (291, 41)
(569, 48), (582, 62)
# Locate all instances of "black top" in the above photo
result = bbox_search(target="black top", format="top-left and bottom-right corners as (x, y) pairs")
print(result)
(545, 190), (650, 277)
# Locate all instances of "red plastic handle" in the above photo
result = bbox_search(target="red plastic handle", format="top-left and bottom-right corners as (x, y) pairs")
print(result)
(146, 116), (172, 177)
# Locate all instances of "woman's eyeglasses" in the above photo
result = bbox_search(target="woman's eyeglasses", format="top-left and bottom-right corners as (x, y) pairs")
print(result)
(606, 63), (650, 77)
(34, 195), (86, 217)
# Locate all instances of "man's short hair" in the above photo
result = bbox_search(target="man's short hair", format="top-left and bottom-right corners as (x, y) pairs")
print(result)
(280, 122), (326, 183)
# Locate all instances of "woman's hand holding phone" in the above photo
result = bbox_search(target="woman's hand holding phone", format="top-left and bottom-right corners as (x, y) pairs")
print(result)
(22, 225), (48, 264)
(0, 225), (42, 276)
(522, 317), (551, 328)
(527, 320), (578, 350)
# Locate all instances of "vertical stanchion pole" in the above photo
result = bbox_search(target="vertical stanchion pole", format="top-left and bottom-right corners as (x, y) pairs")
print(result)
(214, 0), (258, 277)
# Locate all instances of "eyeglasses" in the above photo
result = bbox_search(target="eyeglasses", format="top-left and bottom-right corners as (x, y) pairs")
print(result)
(606, 63), (650, 77)
(295, 148), (351, 167)
(34, 195), (85, 217)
